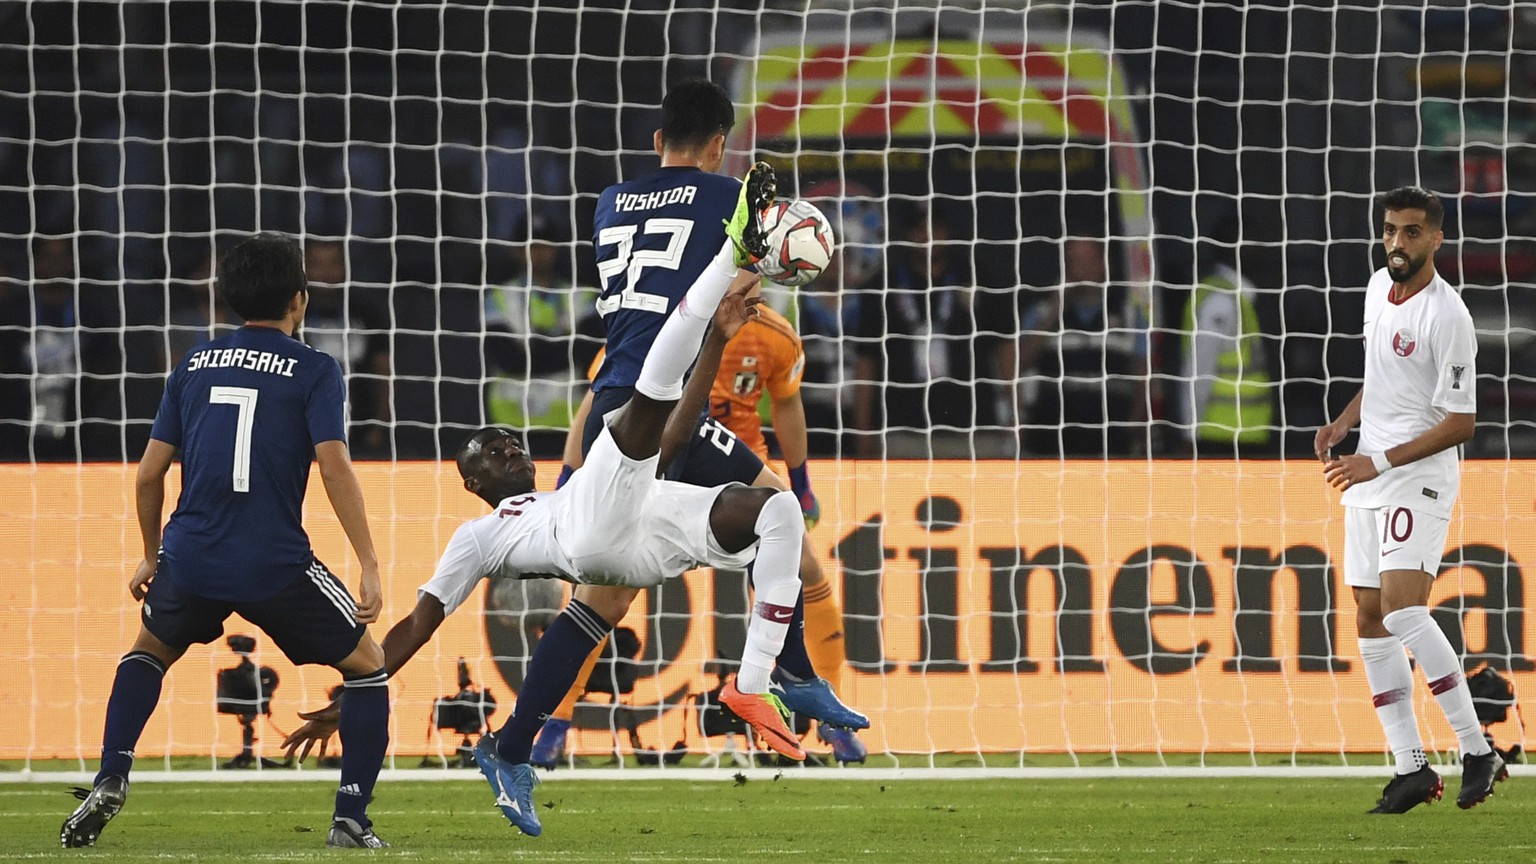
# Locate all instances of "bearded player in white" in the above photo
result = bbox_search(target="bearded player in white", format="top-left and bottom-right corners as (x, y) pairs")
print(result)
(1315, 185), (1505, 813)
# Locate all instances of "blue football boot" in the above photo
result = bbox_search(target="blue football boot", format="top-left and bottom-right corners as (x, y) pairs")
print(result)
(473, 735), (542, 837)
(771, 674), (870, 730)
(818, 725), (869, 764)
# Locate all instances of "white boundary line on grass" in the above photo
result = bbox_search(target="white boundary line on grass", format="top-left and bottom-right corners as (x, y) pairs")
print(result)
(8, 765), (1532, 784)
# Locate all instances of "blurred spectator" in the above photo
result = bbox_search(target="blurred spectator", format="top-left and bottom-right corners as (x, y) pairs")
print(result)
(167, 252), (235, 368)
(29, 239), (80, 452)
(483, 220), (602, 432)
(1015, 237), (1149, 457)
(1178, 248), (1275, 457)
(303, 240), (394, 457)
(0, 238), (118, 461)
(797, 180), (881, 453)
(851, 214), (979, 456)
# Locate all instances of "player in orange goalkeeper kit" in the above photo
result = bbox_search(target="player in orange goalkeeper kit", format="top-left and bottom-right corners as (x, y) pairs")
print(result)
(543, 290), (863, 765)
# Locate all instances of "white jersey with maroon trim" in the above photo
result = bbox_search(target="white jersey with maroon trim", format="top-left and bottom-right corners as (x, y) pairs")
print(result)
(418, 492), (574, 615)
(417, 429), (759, 614)
(1340, 268), (1476, 518)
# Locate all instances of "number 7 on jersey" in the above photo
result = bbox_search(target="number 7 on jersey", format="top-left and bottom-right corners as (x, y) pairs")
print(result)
(209, 386), (259, 493)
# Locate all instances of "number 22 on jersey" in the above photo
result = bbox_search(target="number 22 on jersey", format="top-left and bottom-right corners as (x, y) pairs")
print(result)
(595, 218), (695, 315)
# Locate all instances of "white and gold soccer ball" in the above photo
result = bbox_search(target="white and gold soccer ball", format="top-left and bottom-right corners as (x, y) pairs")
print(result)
(756, 199), (836, 287)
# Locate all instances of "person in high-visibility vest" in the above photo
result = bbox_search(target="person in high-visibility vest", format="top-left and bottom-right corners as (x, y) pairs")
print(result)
(1180, 259), (1274, 455)
(483, 222), (601, 430)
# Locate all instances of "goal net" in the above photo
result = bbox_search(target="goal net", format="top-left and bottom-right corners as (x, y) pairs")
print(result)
(2, 1), (1533, 774)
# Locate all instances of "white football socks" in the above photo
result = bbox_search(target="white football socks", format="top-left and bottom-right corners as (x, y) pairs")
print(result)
(1383, 605), (1492, 758)
(736, 490), (804, 694)
(1358, 635), (1426, 774)
(634, 240), (738, 402)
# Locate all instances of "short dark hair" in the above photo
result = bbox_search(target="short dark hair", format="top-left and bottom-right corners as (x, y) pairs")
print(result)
(1376, 185), (1444, 229)
(660, 79), (735, 152)
(219, 233), (307, 322)
(456, 426), (516, 479)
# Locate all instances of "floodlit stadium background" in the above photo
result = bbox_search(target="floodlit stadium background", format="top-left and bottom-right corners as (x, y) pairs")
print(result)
(1, 2), (1533, 769)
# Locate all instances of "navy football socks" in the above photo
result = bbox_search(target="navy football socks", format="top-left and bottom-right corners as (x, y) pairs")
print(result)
(96, 651), (167, 784)
(334, 668), (389, 824)
(496, 599), (612, 765)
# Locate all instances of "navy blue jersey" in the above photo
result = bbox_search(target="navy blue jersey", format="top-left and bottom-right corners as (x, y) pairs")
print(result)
(149, 326), (347, 602)
(590, 166), (740, 392)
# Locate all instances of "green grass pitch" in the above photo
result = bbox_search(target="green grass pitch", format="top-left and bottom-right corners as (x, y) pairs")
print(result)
(3, 776), (1530, 863)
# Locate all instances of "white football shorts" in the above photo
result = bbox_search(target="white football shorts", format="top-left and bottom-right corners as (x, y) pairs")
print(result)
(1343, 504), (1450, 589)
(555, 426), (756, 588)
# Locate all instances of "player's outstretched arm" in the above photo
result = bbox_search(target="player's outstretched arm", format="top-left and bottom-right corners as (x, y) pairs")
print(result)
(1314, 388), (1363, 462)
(658, 270), (762, 470)
(129, 439), (178, 601)
(315, 440), (383, 623)
(380, 593), (447, 678)
(281, 593), (448, 762)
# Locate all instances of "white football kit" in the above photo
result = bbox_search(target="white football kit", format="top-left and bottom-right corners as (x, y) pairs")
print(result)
(419, 427), (756, 614)
(1340, 268), (1476, 587)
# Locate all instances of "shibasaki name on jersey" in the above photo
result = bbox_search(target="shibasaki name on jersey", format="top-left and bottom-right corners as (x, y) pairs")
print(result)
(613, 185), (699, 212)
(185, 346), (299, 377)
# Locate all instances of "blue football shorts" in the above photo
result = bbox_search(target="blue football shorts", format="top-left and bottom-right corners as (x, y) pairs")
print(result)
(584, 386), (764, 487)
(141, 555), (366, 666)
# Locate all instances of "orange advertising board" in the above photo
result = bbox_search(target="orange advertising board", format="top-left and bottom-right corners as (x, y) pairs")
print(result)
(2, 460), (1532, 761)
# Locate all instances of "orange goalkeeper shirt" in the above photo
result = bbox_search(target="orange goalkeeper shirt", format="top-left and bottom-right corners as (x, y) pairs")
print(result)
(585, 305), (805, 464)
(709, 306), (805, 463)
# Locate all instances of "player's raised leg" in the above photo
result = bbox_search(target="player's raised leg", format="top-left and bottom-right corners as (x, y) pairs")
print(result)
(605, 160), (776, 461)
(709, 483), (866, 760)
(744, 463), (867, 760)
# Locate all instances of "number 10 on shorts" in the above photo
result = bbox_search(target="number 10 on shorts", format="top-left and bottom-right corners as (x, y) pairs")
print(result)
(1382, 507), (1414, 544)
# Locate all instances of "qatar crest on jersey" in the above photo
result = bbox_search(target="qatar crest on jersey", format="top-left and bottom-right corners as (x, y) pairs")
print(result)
(1392, 328), (1417, 357)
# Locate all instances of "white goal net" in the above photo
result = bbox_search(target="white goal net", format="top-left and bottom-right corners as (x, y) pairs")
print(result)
(2, 1), (1533, 773)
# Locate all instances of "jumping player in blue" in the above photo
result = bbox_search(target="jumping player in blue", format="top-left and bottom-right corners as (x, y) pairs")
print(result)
(487, 81), (865, 791)
(60, 234), (391, 850)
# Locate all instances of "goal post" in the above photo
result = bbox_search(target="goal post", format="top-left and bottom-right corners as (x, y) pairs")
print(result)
(1, 1), (1532, 776)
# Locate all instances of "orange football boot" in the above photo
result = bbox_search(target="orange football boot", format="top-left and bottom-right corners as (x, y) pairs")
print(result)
(720, 675), (806, 761)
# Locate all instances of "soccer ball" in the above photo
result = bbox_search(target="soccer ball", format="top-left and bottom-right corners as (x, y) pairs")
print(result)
(756, 199), (836, 287)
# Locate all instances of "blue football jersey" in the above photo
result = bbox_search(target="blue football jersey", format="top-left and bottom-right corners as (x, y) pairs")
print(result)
(148, 325), (347, 602)
(590, 165), (740, 392)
